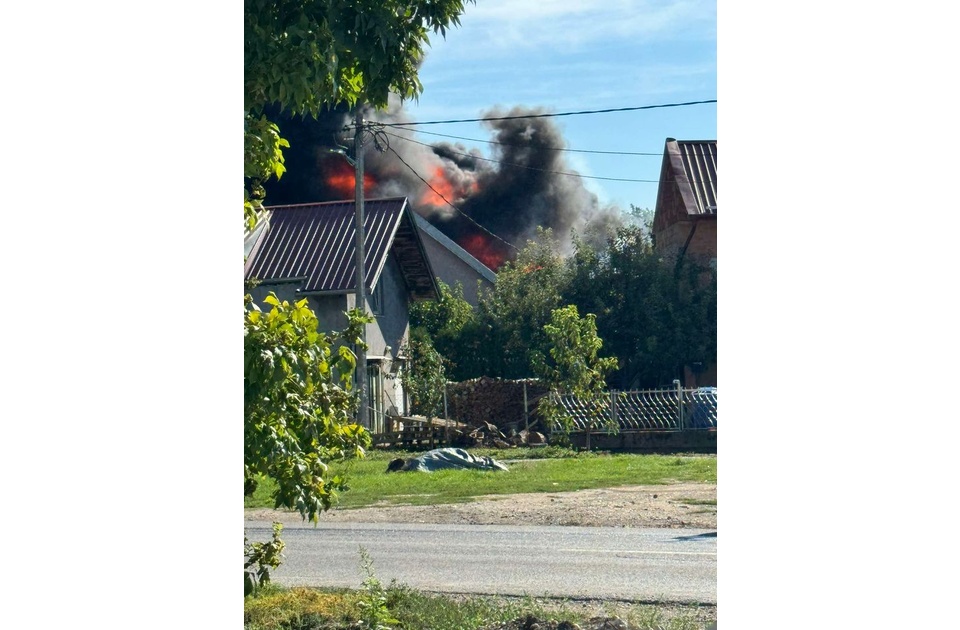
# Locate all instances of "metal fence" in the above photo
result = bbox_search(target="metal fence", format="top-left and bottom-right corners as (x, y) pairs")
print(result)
(554, 382), (717, 432)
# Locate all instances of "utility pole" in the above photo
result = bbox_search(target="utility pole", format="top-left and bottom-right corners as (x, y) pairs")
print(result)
(354, 109), (368, 428)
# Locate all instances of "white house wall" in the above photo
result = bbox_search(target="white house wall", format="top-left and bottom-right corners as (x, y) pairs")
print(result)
(420, 236), (494, 306)
(363, 254), (410, 360)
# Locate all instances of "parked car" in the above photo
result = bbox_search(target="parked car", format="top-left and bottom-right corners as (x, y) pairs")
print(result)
(687, 387), (717, 429)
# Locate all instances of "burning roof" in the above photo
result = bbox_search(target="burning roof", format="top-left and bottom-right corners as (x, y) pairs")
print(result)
(260, 98), (624, 271)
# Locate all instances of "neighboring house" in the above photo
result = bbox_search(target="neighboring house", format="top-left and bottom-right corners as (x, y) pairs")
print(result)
(652, 138), (717, 388)
(413, 213), (496, 306)
(243, 197), (440, 433)
(652, 138), (717, 271)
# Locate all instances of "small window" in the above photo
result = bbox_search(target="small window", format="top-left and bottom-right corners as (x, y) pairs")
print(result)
(370, 280), (384, 315)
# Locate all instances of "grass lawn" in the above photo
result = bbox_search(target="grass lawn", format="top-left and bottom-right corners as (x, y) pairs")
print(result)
(244, 582), (714, 630)
(244, 447), (717, 511)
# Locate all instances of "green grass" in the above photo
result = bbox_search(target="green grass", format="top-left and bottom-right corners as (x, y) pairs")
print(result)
(676, 498), (717, 506)
(243, 584), (356, 629)
(244, 582), (715, 630)
(245, 448), (716, 511)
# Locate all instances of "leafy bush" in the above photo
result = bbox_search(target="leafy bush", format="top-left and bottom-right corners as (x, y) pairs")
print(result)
(244, 292), (372, 522)
(244, 523), (286, 597)
(357, 547), (398, 630)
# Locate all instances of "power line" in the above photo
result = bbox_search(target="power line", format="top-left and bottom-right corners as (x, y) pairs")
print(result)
(385, 131), (659, 183)
(375, 99), (717, 127)
(388, 127), (663, 156)
(385, 145), (519, 253)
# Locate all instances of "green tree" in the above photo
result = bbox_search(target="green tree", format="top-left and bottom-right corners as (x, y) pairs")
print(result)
(410, 231), (575, 381)
(242, 0), (473, 597)
(398, 327), (447, 418)
(244, 292), (372, 523)
(244, 0), (473, 225)
(475, 228), (571, 379)
(532, 305), (618, 438)
(565, 224), (717, 388)
(626, 204), (654, 233)
(245, 116), (290, 230)
(409, 280), (474, 345)
(408, 280), (484, 381)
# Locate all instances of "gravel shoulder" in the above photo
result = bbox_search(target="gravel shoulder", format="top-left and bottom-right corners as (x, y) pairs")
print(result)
(244, 482), (717, 529)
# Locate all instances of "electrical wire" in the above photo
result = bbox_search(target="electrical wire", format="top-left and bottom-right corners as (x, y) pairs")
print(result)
(385, 131), (659, 183)
(385, 144), (519, 253)
(387, 127), (663, 156)
(373, 99), (717, 127)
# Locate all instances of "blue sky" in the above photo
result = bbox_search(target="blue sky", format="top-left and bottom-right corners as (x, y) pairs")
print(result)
(401, 0), (717, 214)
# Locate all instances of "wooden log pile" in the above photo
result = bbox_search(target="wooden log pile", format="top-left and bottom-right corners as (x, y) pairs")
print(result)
(465, 422), (548, 448)
(371, 379), (553, 450)
(445, 377), (550, 435)
(371, 415), (547, 450)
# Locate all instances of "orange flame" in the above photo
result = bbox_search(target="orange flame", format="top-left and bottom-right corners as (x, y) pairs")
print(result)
(458, 233), (508, 271)
(420, 166), (457, 207)
(324, 158), (376, 198)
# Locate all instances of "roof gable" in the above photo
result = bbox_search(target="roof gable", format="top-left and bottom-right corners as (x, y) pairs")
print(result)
(244, 197), (439, 300)
(653, 139), (717, 233)
(413, 213), (496, 284)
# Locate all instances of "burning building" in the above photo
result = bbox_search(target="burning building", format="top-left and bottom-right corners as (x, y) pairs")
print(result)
(260, 98), (624, 271)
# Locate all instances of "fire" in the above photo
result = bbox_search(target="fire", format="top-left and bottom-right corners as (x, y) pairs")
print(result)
(420, 166), (457, 207)
(458, 232), (509, 271)
(323, 158), (376, 198)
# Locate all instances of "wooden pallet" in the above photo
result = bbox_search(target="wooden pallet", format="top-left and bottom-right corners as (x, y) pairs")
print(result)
(371, 416), (468, 449)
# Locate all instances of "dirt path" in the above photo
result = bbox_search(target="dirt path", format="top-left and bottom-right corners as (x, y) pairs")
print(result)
(244, 482), (717, 529)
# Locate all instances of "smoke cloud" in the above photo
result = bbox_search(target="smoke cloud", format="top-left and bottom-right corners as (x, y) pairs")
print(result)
(261, 98), (624, 269)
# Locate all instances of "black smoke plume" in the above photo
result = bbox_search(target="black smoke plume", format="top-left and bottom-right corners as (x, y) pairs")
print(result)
(261, 99), (624, 269)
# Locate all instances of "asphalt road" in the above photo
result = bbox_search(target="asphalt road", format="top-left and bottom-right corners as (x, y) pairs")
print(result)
(244, 521), (717, 604)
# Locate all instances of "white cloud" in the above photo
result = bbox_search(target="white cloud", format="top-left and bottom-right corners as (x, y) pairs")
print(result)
(437, 0), (716, 57)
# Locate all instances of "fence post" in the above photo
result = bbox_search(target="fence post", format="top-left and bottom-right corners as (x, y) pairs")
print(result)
(443, 382), (450, 445)
(523, 381), (529, 433)
(610, 389), (618, 430)
(548, 390), (555, 440)
(673, 379), (684, 431)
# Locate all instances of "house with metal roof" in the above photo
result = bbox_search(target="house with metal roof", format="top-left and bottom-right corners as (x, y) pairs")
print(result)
(243, 197), (440, 433)
(652, 138), (717, 388)
(652, 138), (717, 270)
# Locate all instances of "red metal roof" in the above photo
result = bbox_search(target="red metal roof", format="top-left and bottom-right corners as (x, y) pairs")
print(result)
(243, 197), (439, 300)
(671, 139), (717, 216)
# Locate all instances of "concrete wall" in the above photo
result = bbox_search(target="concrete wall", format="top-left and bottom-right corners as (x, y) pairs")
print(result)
(421, 236), (494, 306)
(365, 254), (410, 358)
(365, 255), (412, 421)
(569, 429), (716, 453)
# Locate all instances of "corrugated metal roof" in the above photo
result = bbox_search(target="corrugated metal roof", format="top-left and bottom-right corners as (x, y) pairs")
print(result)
(243, 197), (439, 300)
(673, 140), (717, 215)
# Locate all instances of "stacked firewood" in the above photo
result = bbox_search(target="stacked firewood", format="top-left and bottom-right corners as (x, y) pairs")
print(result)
(445, 377), (550, 434)
(464, 422), (549, 449)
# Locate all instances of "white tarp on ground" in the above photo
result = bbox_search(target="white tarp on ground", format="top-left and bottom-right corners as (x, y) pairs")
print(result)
(391, 448), (509, 473)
